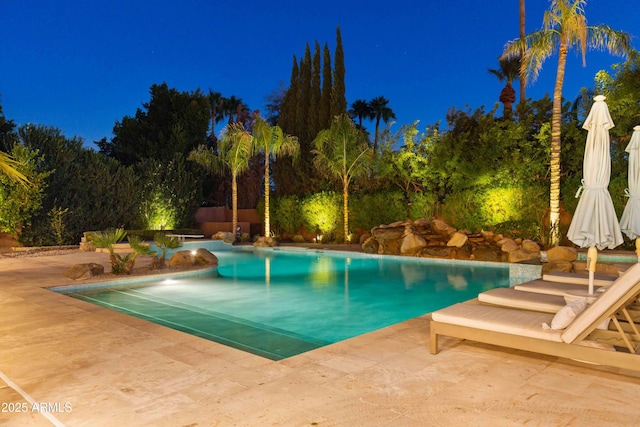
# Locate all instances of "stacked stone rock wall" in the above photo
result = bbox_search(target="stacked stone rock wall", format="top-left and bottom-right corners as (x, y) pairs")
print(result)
(362, 218), (541, 264)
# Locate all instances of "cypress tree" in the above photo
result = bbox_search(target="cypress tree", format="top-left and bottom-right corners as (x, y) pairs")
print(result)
(320, 42), (332, 129)
(274, 56), (301, 195)
(308, 41), (322, 140)
(296, 43), (312, 146)
(331, 26), (347, 117)
(278, 55), (299, 136)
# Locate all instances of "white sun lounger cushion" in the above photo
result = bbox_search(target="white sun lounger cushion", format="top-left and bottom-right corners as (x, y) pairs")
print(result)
(562, 262), (640, 343)
(542, 271), (616, 287)
(478, 288), (565, 313)
(514, 280), (603, 296)
(431, 303), (564, 342)
(544, 298), (587, 330)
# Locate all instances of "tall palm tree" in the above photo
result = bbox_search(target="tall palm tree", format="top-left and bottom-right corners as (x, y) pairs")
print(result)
(488, 56), (521, 118)
(369, 96), (396, 152)
(348, 99), (373, 129)
(189, 123), (254, 241)
(519, 0), (527, 108)
(253, 117), (299, 238)
(207, 90), (224, 142)
(502, 0), (631, 245)
(221, 95), (243, 124)
(312, 114), (373, 242)
(0, 150), (29, 186)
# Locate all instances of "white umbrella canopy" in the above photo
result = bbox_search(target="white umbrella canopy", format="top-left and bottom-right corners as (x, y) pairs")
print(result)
(619, 126), (640, 257)
(566, 95), (623, 293)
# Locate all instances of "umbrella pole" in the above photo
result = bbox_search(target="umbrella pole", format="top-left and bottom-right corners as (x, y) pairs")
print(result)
(636, 238), (640, 263)
(587, 246), (598, 295)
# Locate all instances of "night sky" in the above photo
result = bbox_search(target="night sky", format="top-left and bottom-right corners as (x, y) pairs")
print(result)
(2, 0), (638, 145)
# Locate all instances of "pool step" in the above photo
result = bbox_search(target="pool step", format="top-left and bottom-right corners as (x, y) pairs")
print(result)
(71, 291), (329, 360)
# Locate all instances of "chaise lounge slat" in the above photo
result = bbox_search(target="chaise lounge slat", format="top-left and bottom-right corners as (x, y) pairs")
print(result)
(478, 287), (565, 313)
(514, 279), (605, 296)
(542, 271), (617, 287)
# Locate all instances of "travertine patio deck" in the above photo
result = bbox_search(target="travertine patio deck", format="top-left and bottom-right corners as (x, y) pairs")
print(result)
(1, 250), (639, 426)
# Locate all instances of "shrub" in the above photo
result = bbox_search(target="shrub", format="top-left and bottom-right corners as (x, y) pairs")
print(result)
(440, 191), (484, 231)
(441, 185), (547, 237)
(409, 191), (438, 221)
(300, 191), (342, 236)
(350, 191), (406, 231)
(271, 195), (303, 235)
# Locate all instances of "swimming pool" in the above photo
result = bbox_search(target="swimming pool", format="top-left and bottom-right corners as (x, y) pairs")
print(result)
(55, 247), (512, 360)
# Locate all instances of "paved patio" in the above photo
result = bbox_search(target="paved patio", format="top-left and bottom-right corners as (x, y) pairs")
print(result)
(1, 250), (640, 426)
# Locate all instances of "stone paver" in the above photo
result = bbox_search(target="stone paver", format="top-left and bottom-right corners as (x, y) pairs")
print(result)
(1, 250), (639, 426)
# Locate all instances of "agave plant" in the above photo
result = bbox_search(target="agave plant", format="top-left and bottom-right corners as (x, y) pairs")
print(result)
(152, 233), (182, 269)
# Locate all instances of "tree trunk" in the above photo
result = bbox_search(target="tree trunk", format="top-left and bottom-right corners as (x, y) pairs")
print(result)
(549, 43), (568, 246)
(264, 155), (271, 237)
(519, 0), (526, 107)
(374, 117), (381, 153)
(343, 177), (349, 243)
(232, 168), (238, 242)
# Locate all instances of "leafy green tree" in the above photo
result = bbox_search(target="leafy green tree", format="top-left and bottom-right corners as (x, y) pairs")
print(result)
(98, 82), (210, 165)
(19, 125), (140, 245)
(0, 144), (49, 236)
(488, 56), (521, 118)
(502, 0), (631, 245)
(0, 102), (16, 153)
(369, 96), (396, 152)
(253, 118), (299, 237)
(189, 123), (254, 241)
(137, 154), (203, 230)
(312, 114), (373, 241)
(377, 122), (432, 218)
(264, 83), (287, 126)
(0, 104), (28, 185)
(596, 52), (640, 141)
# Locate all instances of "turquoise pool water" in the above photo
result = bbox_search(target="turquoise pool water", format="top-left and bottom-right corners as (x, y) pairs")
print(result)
(56, 248), (511, 360)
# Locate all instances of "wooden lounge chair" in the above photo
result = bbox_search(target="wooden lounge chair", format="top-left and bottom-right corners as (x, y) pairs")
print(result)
(430, 263), (640, 371)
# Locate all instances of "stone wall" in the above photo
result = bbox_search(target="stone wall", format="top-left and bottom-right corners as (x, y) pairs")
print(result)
(361, 218), (541, 264)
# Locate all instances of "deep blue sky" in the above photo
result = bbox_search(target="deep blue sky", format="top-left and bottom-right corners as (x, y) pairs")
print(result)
(1, 0), (638, 147)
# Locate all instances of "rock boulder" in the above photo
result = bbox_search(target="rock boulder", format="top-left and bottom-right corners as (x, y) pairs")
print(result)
(169, 250), (196, 267)
(64, 263), (104, 280)
(195, 248), (218, 266)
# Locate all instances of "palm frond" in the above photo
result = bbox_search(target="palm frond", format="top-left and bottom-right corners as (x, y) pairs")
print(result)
(588, 25), (632, 57)
(0, 151), (30, 186)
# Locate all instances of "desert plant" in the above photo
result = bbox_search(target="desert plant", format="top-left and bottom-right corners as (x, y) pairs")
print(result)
(89, 228), (127, 271)
(125, 235), (157, 274)
(152, 233), (182, 268)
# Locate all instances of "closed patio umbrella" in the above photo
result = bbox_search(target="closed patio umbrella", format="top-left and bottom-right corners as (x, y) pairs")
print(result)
(619, 126), (640, 261)
(566, 95), (623, 294)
